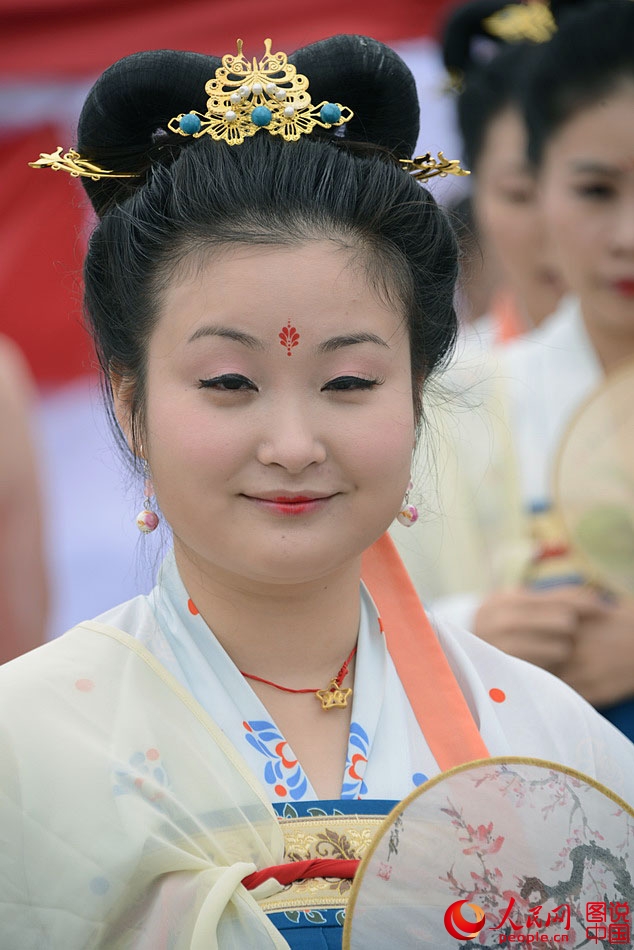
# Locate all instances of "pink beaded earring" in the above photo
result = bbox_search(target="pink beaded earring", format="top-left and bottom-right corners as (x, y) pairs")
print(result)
(136, 464), (159, 534)
(396, 480), (419, 527)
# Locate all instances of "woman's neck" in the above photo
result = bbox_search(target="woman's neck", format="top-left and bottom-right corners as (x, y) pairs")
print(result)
(172, 540), (362, 684)
(582, 303), (634, 374)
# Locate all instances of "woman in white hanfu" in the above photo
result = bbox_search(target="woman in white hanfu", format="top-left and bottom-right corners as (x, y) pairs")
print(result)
(395, 0), (634, 741)
(1, 31), (633, 950)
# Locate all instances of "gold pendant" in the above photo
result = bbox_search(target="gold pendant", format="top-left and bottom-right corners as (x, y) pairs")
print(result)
(315, 679), (352, 710)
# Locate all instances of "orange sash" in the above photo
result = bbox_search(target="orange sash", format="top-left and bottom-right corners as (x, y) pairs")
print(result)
(361, 533), (489, 771)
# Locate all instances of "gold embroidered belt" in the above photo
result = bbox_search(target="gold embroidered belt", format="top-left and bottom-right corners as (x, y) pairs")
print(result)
(255, 810), (386, 914)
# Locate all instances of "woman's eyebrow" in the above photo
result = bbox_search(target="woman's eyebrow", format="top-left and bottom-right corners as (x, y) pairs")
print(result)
(569, 160), (626, 177)
(186, 327), (390, 352)
(187, 325), (265, 349)
(318, 332), (389, 353)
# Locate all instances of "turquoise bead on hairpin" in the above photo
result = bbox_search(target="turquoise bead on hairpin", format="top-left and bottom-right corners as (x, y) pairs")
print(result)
(251, 106), (273, 127)
(319, 103), (341, 124)
(178, 114), (202, 134)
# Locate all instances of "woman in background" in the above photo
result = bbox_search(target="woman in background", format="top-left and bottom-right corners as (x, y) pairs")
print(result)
(441, 0), (566, 343)
(397, 0), (634, 739)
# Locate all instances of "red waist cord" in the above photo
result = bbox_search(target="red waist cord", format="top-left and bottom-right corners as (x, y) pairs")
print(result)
(242, 858), (360, 890)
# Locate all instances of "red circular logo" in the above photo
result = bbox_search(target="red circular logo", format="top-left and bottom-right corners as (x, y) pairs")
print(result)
(444, 900), (486, 940)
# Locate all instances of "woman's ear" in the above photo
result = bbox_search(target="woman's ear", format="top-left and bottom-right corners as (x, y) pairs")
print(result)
(109, 366), (137, 455)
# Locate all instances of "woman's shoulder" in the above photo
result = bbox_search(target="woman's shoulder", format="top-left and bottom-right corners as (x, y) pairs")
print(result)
(0, 594), (153, 696)
(431, 616), (634, 800)
(432, 615), (609, 725)
(434, 617), (572, 701)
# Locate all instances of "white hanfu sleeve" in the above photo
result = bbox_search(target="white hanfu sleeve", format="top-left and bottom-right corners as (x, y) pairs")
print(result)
(0, 623), (289, 950)
(434, 619), (634, 806)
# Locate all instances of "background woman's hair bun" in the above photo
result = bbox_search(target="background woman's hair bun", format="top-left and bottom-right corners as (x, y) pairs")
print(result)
(76, 35), (420, 214)
(441, 0), (518, 76)
(441, 0), (604, 77)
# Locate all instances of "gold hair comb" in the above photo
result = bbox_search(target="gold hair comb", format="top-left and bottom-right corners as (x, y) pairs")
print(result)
(401, 152), (469, 181)
(28, 146), (136, 181)
(482, 1), (557, 43)
(29, 39), (468, 183)
(168, 38), (352, 145)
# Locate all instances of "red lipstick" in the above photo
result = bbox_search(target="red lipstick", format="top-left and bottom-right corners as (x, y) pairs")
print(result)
(245, 493), (334, 516)
(272, 495), (313, 503)
(613, 279), (634, 297)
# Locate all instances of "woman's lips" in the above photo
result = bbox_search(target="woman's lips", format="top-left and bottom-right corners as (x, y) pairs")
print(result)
(613, 279), (634, 297)
(244, 494), (335, 516)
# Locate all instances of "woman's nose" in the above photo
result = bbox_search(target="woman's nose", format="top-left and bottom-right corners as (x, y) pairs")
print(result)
(610, 196), (634, 255)
(255, 400), (327, 472)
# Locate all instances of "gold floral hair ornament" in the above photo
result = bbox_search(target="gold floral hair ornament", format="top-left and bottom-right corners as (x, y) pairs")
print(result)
(400, 152), (470, 181)
(168, 38), (353, 145)
(482, 0), (557, 43)
(28, 146), (137, 181)
(28, 39), (468, 183)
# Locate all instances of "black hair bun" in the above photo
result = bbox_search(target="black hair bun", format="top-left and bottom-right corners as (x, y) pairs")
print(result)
(77, 49), (220, 153)
(77, 49), (220, 213)
(441, 0), (517, 75)
(76, 35), (420, 213)
(290, 35), (419, 159)
(441, 0), (604, 77)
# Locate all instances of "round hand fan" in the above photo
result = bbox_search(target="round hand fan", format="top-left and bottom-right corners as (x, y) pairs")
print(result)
(342, 757), (633, 949)
(552, 358), (634, 597)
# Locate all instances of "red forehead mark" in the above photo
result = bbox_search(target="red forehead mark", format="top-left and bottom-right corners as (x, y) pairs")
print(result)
(279, 320), (300, 356)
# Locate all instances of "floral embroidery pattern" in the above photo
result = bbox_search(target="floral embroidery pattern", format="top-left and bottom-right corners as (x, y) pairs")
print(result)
(341, 722), (369, 799)
(243, 719), (308, 800)
(276, 907), (345, 928)
(279, 320), (300, 356)
(281, 803), (345, 819)
(112, 748), (169, 807)
(283, 909), (327, 925)
(282, 822), (370, 899)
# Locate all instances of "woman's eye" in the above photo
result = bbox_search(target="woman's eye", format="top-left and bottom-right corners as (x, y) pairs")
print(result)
(198, 374), (257, 392)
(574, 183), (615, 200)
(323, 376), (382, 392)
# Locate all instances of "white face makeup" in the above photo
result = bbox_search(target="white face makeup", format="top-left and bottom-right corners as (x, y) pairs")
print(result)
(129, 241), (415, 588)
(473, 108), (565, 325)
(538, 84), (634, 350)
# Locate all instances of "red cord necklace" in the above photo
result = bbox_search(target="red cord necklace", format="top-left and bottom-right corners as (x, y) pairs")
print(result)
(241, 644), (357, 710)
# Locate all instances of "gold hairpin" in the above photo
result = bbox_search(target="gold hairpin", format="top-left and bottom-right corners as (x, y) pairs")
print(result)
(400, 152), (470, 181)
(168, 38), (353, 146)
(441, 68), (465, 95)
(482, 1), (557, 43)
(28, 146), (136, 181)
(28, 41), (468, 184)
